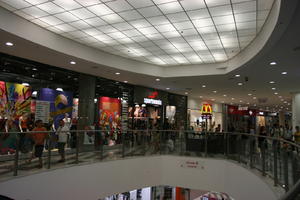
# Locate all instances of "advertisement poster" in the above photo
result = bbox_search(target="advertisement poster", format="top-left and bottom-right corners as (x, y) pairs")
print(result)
(35, 100), (50, 124)
(5, 82), (31, 118)
(99, 97), (121, 129)
(39, 88), (73, 127)
(0, 81), (7, 116)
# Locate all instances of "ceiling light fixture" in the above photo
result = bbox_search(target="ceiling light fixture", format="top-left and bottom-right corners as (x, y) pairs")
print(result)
(223, 94), (227, 97)
(274, 92), (278, 95)
(253, 97), (257, 99)
(5, 42), (14, 46)
(235, 74), (240, 77)
(269, 81), (275, 84)
(56, 88), (63, 91)
(270, 61), (277, 65)
(238, 83), (243, 86)
(213, 91), (217, 93)
(115, 72), (120, 75)
(124, 81), (128, 83)
(70, 61), (76, 65)
(199, 96), (203, 98)
(166, 88), (170, 90)
(185, 92), (188, 95)
(272, 88), (276, 90)
(155, 78), (160, 81)
(202, 85), (206, 88)
(248, 94), (252, 96)
(32, 91), (37, 97)
(281, 72), (287, 75)
(231, 98), (235, 100)
(32, 68), (38, 71)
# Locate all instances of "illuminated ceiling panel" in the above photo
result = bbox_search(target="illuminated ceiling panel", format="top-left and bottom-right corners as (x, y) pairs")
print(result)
(0, 0), (274, 66)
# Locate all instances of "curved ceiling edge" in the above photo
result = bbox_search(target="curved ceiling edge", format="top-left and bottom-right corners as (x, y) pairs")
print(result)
(0, 0), (281, 78)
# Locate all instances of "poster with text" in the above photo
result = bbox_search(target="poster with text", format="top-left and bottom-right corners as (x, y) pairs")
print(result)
(39, 88), (73, 127)
(5, 82), (31, 118)
(98, 97), (121, 129)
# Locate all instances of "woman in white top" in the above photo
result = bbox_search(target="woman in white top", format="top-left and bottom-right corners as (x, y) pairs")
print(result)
(56, 119), (70, 162)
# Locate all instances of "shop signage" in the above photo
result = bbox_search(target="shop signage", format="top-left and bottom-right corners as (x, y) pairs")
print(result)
(180, 160), (204, 170)
(148, 91), (158, 99)
(238, 106), (248, 111)
(35, 100), (50, 123)
(201, 103), (212, 114)
(144, 98), (162, 105)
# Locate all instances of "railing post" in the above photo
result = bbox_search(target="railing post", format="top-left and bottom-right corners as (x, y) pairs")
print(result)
(226, 132), (230, 157)
(249, 135), (254, 168)
(75, 130), (79, 164)
(237, 135), (241, 163)
(13, 133), (20, 176)
(47, 134), (51, 169)
(262, 139), (266, 176)
(273, 139), (278, 186)
(204, 132), (208, 157)
(122, 131), (125, 158)
(283, 149), (289, 192)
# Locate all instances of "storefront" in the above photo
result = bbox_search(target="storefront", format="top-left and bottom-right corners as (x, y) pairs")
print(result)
(188, 98), (224, 132)
(132, 86), (187, 130)
(227, 105), (257, 133)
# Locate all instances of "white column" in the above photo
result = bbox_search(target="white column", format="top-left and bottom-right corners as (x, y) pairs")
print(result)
(292, 93), (300, 131)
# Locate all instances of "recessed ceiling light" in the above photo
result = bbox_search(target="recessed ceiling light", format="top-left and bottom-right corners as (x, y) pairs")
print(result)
(185, 92), (188, 95)
(284, 101), (287, 104)
(115, 72), (120, 75)
(199, 96), (203, 98)
(281, 72), (287, 75)
(31, 74), (35, 78)
(221, 101), (225, 103)
(253, 97), (257, 99)
(97, 85), (101, 87)
(213, 90), (217, 93)
(274, 92), (278, 95)
(248, 94), (252, 96)
(269, 81), (275, 84)
(231, 98), (235, 100)
(166, 87), (170, 90)
(70, 61), (76, 65)
(124, 81), (128, 83)
(32, 68), (38, 71)
(56, 88), (63, 91)
(254, 104), (257, 106)
(202, 85), (206, 88)
(239, 100), (243, 103)
(247, 102), (250, 105)
(22, 83), (30, 86)
(155, 78), (160, 81)
(279, 96), (282, 98)
(238, 82), (243, 86)
(272, 88), (276, 90)
(211, 99), (215, 101)
(235, 74), (240, 77)
(223, 94), (227, 97)
(5, 42), (14, 46)
(270, 61), (277, 65)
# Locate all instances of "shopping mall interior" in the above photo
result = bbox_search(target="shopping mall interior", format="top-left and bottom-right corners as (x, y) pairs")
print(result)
(0, 0), (299, 199)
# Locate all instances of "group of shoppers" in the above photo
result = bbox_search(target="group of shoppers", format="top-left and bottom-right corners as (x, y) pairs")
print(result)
(0, 118), (70, 168)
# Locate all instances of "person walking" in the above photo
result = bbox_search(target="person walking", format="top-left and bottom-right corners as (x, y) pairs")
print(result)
(56, 119), (70, 162)
(31, 120), (48, 168)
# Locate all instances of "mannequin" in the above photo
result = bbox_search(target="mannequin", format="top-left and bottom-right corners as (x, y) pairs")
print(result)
(63, 113), (72, 129)
(19, 113), (28, 132)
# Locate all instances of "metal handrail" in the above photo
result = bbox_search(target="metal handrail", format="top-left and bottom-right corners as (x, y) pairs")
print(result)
(0, 130), (299, 199)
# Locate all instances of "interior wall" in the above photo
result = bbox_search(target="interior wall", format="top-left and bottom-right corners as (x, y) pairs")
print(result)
(0, 156), (278, 200)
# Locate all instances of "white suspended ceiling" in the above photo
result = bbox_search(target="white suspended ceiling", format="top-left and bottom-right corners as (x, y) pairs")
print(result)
(0, 0), (274, 66)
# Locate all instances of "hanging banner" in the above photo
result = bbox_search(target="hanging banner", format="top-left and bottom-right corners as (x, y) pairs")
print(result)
(99, 97), (121, 129)
(5, 82), (31, 118)
(35, 100), (50, 124)
(39, 88), (73, 127)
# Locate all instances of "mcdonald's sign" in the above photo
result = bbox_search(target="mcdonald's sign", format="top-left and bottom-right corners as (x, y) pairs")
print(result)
(201, 103), (213, 115)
